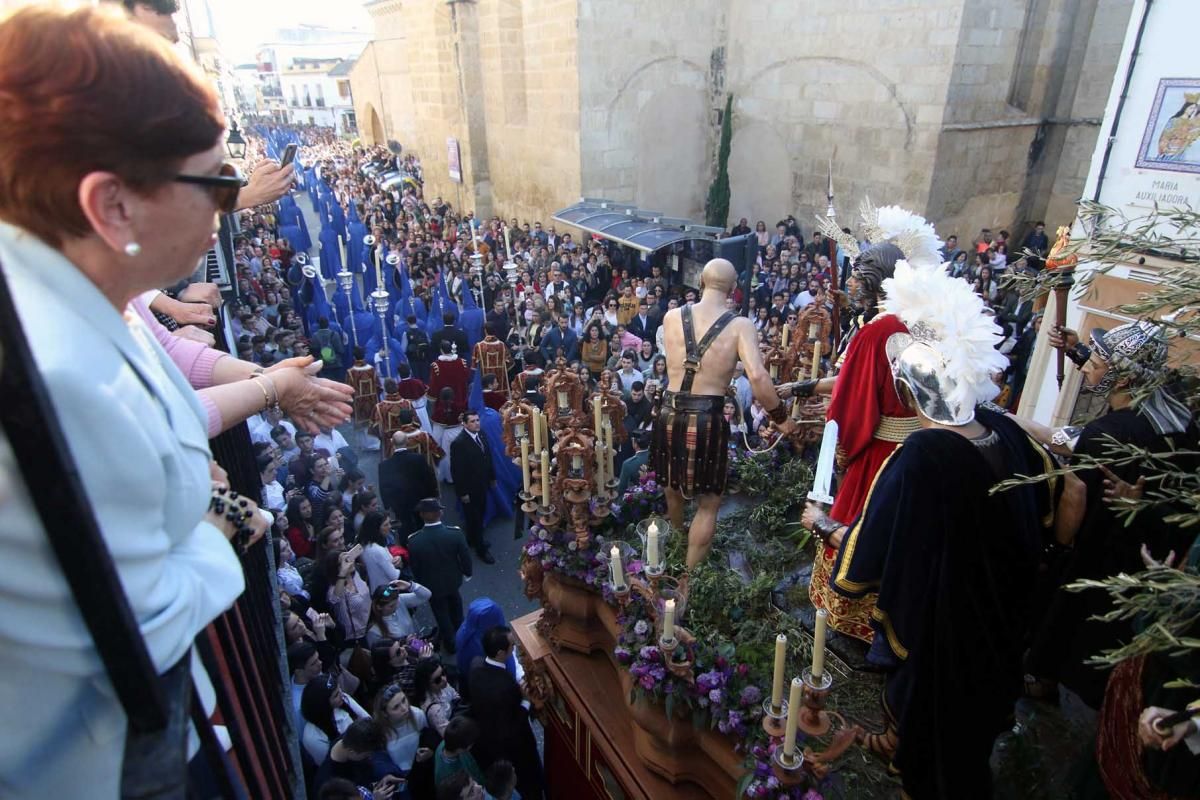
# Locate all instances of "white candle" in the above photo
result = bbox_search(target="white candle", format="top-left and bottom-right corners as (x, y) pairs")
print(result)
(595, 445), (606, 493)
(606, 425), (615, 482)
(662, 599), (675, 641)
(520, 436), (531, 494)
(610, 546), (626, 590)
(771, 634), (787, 711)
(812, 608), (828, 679)
(540, 449), (551, 507)
(593, 395), (602, 433)
(647, 522), (660, 567)
(781, 324), (790, 349)
(532, 409), (542, 454)
(557, 389), (569, 412)
(770, 363), (778, 380)
(504, 226), (512, 260)
(811, 340), (822, 382)
(783, 677), (803, 756)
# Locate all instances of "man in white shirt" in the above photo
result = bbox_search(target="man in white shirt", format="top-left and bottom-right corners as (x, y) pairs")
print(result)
(249, 407), (294, 445)
(615, 351), (641, 399)
(314, 425), (350, 472)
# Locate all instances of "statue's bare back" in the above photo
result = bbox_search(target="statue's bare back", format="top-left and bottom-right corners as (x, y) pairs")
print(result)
(661, 302), (758, 397)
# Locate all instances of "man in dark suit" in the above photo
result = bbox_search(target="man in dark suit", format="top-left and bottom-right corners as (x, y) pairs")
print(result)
(430, 310), (469, 363)
(626, 298), (656, 343)
(450, 410), (497, 564)
(485, 297), (511, 343)
(406, 497), (473, 654)
(467, 627), (544, 800)
(616, 431), (649, 496)
(537, 312), (578, 364)
(377, 431), (438, 543)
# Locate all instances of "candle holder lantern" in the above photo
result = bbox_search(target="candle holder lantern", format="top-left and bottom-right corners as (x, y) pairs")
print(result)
(798, 669), (834, 736)
(761, 697), (790, 739)
(635, 517), (671, 578)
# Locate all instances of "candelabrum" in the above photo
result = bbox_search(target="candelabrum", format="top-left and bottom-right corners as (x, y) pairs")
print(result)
(337, 269), (359, 348)
(607, 525), (696, 683)
(371, 288), (390, 376)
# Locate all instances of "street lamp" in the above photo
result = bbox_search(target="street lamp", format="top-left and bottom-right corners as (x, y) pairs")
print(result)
(226, 119), (247, 160)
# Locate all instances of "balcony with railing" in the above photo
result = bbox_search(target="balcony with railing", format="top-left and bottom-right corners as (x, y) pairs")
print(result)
(0, 217), (303, 799)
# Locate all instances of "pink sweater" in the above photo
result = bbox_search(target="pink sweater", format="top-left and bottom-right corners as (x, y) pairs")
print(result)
(130, 294), (226, 436)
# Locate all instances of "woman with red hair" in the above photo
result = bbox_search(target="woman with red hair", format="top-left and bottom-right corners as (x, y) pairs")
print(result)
(0, 4), (269, 796)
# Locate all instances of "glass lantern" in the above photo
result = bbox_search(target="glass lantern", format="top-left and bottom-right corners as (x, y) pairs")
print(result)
(635, 516), (671, 577)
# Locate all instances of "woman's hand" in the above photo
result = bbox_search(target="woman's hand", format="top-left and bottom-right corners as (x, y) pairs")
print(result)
(178, 282), (222, 309)
(167, 299), (217, 328)
(173, 325), (216, 346)
(266, 358), (354, 433)
(204, 493), (268, 549)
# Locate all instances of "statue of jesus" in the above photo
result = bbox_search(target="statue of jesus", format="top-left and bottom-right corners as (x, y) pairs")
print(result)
(652, 258), (796, 569)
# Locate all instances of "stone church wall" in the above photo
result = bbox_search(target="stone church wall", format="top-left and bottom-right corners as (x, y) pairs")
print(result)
(353, 0), (1131, 242)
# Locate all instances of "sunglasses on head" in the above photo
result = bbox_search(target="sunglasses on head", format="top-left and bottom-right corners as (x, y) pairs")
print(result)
(174, 162), (244, 214)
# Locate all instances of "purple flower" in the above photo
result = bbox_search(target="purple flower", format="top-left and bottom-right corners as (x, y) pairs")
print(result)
(803, 792), (823, 800)
(708, 688), (723, 705)
(638, 673), (657, 691)
(737, 663), (750, 677)
(614, 646), (632, 665)
(766, 776), (780, 790)
(638, 646), (659, 662)
(633, 620), (649, 637)
(739, 685), (762, 706)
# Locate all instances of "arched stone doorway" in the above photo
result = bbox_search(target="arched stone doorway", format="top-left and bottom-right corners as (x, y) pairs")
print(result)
(363, 103), (385, 146)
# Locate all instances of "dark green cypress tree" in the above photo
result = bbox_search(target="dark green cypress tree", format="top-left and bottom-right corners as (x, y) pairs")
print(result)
(705, 94), (733, 229)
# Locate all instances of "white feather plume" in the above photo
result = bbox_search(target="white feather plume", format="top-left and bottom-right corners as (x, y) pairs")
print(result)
(873, 205), (945, 268)
(880, 260), (1008, 411)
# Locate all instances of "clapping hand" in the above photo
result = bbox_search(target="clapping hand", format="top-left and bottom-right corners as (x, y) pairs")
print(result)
(265, 357), (354, 433)
(178, 282), (222, 309)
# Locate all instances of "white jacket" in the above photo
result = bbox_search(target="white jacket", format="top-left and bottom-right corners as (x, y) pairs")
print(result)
(0, 223), (245, 798)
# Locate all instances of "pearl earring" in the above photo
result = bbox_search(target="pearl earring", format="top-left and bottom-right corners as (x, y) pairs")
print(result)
(124, 242), (141, 257)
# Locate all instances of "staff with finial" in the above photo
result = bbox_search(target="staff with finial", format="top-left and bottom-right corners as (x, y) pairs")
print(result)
(1045, 225), (1077, 389)
(826, 156), (841, 352)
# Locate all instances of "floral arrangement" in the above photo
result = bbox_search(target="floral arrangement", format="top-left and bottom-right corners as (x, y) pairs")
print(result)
(520, 451), (873, 799)
(610, 470), (666, 529)
(521, 522), (609, 591)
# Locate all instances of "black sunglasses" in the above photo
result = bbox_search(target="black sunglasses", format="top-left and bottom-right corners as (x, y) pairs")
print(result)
(174, 163), (244, 214)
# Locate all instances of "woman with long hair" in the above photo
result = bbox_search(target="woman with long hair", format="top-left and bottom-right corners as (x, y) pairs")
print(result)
(974, 264), (998, 304)
(299, 673), (369, 765)
(411, 658), (460, 737)
(286, 495), (317, 558)
(373, 683), (432, 774)
(580, 322), (609, 379)
(755, 220), (770, 255)
(643, 354), (668, 393)
(357, 510), (400, 591)
(365, 583), (431, 647)
(636, 337), (656, 371)
(324, 548), (370, 644)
